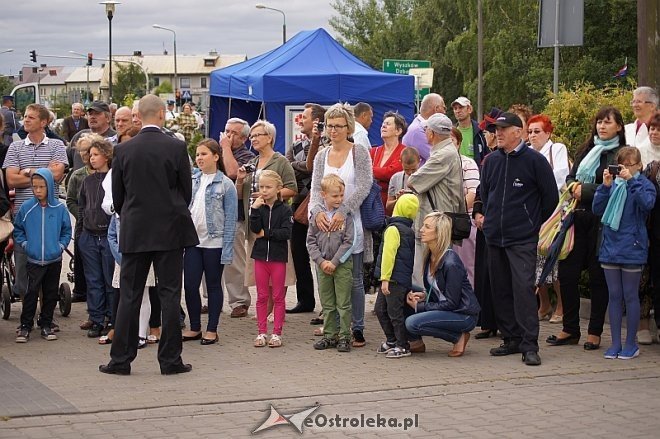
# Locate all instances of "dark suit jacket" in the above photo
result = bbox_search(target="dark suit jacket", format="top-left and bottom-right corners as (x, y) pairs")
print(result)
(112, 126), (198, 253)
(61, 116), (88, 142)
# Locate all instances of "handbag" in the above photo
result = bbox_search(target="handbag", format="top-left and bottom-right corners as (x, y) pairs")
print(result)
(426, 192), (471, 241)
(0, 210), (13, 242)
(538, 182), (577, 259)
(361, 180), (386, 231)
(293, 193), (310, 226)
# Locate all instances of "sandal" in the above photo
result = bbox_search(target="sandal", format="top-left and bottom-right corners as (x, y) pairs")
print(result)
(268, 334), (282, 348)
(254, 333), (267, 347)
(146, 334), (159, 344)
(549, 314), (563, 324)
(98, 335), (112, 345)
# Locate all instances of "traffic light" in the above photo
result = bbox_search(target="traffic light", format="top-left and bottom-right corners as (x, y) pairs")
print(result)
(87, 53), (93, 66)
(29, 50), (37, 63)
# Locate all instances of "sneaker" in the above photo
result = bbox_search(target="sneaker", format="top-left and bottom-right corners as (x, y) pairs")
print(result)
(337, 338), (351, 352)
(603, 346), (621, 359)
(314, 338), (338, 350)
(352, 329), (366, 347)
(16, 327), (30, 343)
(618, 346), (640, 360)
(87, 323), (104, 338)
(376, 341), (396, 354)
(40, 327), (57, 341)
(386, 347), (412, 359)
(637, 329), (653, 345)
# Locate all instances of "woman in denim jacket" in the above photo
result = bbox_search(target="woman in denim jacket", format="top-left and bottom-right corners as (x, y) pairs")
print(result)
(182, 138), (238, 345)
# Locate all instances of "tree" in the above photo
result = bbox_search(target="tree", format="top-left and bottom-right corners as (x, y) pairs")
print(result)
(153, 80), (173, 96)
(113, 63), (145, 104)
(0, 76), (14, 97)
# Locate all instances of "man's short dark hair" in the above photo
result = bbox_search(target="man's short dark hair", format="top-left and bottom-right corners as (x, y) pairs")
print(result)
(354, 102), (372, 118)
(304, 103), (326, 122)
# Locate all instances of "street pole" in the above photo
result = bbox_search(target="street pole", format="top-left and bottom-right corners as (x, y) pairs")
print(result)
(477, 0), (483, 122)
(153, 25), (178, 107)
(552, 0), (560, 94)
(100, 2), (121, 103)
(86, 64), (90, 103)
(255, 4), (287, 45)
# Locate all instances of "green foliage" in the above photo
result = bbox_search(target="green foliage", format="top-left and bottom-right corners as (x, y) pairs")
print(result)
(187, 130), (204, 161)
(153, 80), (173, 96)
(542, 80), (635, 158)
(113, 63), (145, 104)
(122, 93), (137, 108)
(0, 76), (14, 97)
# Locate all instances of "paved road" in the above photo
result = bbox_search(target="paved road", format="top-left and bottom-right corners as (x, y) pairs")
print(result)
(1, 283), (660, 438)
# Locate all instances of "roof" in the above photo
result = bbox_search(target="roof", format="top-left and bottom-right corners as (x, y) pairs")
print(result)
(65, 67), (104, 83)
(38, 66), (77, 86)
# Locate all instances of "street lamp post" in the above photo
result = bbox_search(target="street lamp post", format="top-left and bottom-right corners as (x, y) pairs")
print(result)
(0, 49), (13, 55)
(100, 1), (120, 103)
(255, 4), (286, 45)
(153, 24), (178, 105)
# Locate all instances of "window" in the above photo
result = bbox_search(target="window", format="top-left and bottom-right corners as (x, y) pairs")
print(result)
(180, 77), (190, 89)
(200, 77), (207, 89)
(152, 77), (160, 87)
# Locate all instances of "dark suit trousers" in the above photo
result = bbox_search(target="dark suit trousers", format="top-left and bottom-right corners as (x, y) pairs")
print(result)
(109, 249), (185, 370)
(474, 230), (497, 331)
(487, 242), (539, 353)
(291, 219), (315, 309)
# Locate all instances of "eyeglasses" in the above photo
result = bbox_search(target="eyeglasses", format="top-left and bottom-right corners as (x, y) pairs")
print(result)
(249, 133), (269, 140)
(621, 162), (640, 167)
(630, 100), (653, 105)
(527, 129), (544, 135)
(326, 124), (348, 131)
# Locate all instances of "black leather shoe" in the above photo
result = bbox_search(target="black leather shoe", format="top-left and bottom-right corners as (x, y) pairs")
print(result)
(522, 351), (542, 366)
(161, 363), (193, 375)
(583, 341), (601, 350)
(546, 334), (580, 346)
(99, 364), (131, 375)
(182, 332), (202, 341)
(286, 303), (315, 314)
(71, 294), (87, 303)
(200, 335), (219, 346)
(490, 342), (521, 356)
(475, 329), (498, 340)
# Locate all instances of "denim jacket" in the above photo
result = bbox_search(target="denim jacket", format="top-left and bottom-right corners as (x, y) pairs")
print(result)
(190, 168), (238, 264)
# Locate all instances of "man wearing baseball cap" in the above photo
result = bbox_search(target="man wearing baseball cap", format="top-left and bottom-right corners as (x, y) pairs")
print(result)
(479, 112), (558, 366)
(68, 101), (116, 172)
(451, 96), (487, 166)
(407, 113), (465, 286)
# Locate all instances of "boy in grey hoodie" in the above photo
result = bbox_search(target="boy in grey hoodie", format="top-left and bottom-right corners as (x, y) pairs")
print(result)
(307, 174), (355, 352)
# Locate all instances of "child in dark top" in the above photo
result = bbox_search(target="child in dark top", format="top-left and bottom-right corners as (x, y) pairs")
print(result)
(13, 168), (72, 342)
(250, 170), (293, 348)
(374, 193), (419, 358)
(78, 137), (114, 338)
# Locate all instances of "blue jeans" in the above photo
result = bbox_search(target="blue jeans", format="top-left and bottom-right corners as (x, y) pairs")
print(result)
(351, 252), (365, 332)
(79, 231), (115, 326)
(183, 246), (225, 333)
(405, 310), (477, 344)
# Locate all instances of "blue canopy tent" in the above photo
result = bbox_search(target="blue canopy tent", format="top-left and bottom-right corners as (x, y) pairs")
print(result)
(209, 28), (415, 153)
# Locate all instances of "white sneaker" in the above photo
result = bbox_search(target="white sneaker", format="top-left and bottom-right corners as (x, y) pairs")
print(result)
(637, 329), (653, 345)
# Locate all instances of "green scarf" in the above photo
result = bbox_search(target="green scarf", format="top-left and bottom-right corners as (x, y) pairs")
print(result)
(576, 136), (620, 184)
(601, 173), (639, 231)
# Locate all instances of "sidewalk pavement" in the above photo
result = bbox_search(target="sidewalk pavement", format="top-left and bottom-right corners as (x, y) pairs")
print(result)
(1, 272), (660, 438)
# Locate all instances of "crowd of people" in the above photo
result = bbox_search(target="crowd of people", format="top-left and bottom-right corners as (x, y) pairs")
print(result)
(1, 84), (659, 374)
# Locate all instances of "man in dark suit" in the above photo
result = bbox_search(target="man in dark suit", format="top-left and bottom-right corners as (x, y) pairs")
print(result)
(100, 94), (198, 376)
(61, 103), (89, 143)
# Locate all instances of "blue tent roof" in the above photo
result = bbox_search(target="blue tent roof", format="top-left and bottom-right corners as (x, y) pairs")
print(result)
(209, 28), (414, 104)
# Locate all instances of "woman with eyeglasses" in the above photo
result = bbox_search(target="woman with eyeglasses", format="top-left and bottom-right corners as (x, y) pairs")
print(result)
(546, 106), (625, 351)
(527, 114), (570, 325)
(308, 103), (374, 349)
(236, 121), (297, 316)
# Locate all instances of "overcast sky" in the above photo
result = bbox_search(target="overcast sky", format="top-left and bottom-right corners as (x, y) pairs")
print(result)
(1, 0), (337, 76)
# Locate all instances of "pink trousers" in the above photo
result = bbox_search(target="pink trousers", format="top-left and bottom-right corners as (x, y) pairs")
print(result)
(254, 260), (286, 335)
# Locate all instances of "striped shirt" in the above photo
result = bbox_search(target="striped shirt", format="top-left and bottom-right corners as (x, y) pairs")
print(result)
(3, 135), (68, 213)
(461, 155), (480, 214)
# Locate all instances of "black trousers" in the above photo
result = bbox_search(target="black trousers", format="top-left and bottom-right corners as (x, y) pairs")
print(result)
(374, 283), (409, 349)
(73, 237), (87, 297)
(558, 211), (608, 337)
(290, 219), (315, 309)
(648, 233), (660, 327)
(21, 261), (62, 329)
(474, 230), (497, 331)
(148, 285), (161, 328)
(488, 242), (539, 353)
(109, 249), (184, 371)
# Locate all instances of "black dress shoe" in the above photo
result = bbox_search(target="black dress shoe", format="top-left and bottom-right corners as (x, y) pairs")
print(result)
(161, 363), (193, 375)
(489, 342), (520, 356)
(71, 295), (87, 303)
(182, 332), (202, 341)
(546, 334), (580, 346)
(475, 329), (498, 339)
(200, 335), (219, 346)
(583, 341), (601, 350)
(522, 351), (542, 366)
(286, 303), (315, 314)
(99, 364), (131, 375)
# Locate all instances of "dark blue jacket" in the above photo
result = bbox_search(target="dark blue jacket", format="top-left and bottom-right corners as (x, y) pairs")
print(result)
(417, 249), (481, 316)
(469, 119), (487, 167)
(374, 217), (415, 290)
(480, 142), (558, 247)
(593, 175), (656, 265)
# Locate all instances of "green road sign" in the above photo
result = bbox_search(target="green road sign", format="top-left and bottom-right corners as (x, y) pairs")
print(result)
(383, 59), (432, 100)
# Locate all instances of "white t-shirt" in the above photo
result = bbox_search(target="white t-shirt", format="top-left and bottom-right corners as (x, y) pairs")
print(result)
(190, 173), (223, 248)
(324, 152), (363, 254)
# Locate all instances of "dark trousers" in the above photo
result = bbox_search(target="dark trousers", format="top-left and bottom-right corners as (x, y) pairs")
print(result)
(488, 242), (539, 353)
(148, 285), (161, 328)
(183, 246), (225, 333)
(73, 237), (87, 297)
(109, 249), (185, 371)
(646, 233), (660, 327)
(474, 230), (497, 331)
(78, 231), (115, 326)
(20, 261), (62, 329)
(375, 283), (409, 349)
(558, 211), (608, 337)
(290, 219), (315, 309)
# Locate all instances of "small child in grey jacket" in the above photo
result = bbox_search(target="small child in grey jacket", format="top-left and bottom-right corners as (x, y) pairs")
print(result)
(306, 174), (355, 352)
